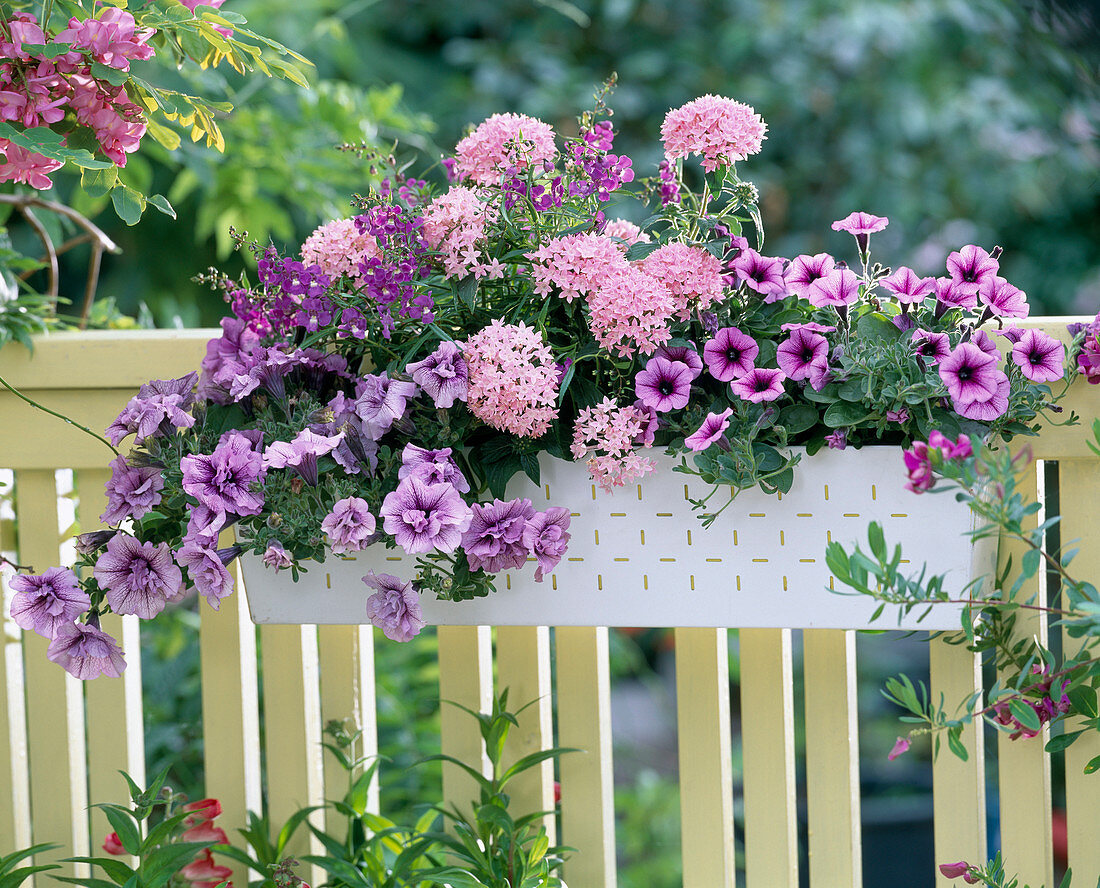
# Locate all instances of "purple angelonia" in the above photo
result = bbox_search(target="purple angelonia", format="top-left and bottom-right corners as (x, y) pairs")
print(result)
(182, 432), (266, 517)
(46, 620), (126, 679)
(634, 356), (693, 412)
(704, 327), (759, 382)
(9, 567), (90, 639)
(93, 534), (184, 619)
(263, 428), (346, 486)
(406, 341), (469, 409)
(321, 497), (377, 555)
(176, 544), (234, 611)
(461, 498), (536, 573)
(101, 456), (163, 525)
(522, 508), (571, 582)
(363, 571), (425, 642)
(380, 477), (473, 554)
(398, 444), (470, 493)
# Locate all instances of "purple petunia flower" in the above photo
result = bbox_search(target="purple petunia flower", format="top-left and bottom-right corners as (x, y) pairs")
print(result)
(398, 444), (470, 493)
(825, 430), (847, 450)
(781, 321), (836, 334)
(183, 503), (227, 550)
(808, 360), (833, 391)
(807, 268), (860, 309)
(978, 276), (1028, 319)
(911, 329), (951, 362)
(354, 374), (420, 439)
(784, 253), (836, 298)
(886, 408), (909, 423)
(406, 341), (469, 409)
(954, 373), (1010, 421)
(380, 477), (473, 554)
(971, 329), (998, 356)
(199, 317), (261, 404)
(182, 432), (266, 518)
(632, 400), (660, 446)
(263, 428), (345, 486)
(777, 328), (829, 382)
(946, 245), (999, 294)
(684, 408), (734, 451)
(879, 267), (935, 305)
(101, 456), (163, 526)
(704, 327), (759, 381)
(321, 497), (377, 555)
(176, 544), (234, 611)
(654, 343), (704, 379)
(1011, 329), (1065, 384)
(635, 356), (694, 412)
(831, 211), (888, 255)
(887, 737), (911, 761)
(522, 507), (572, 582)
(9, 567), (90, 639)
(938, 342), (1001, 406)
(731, 248), (787, 299)
(106, 373), (198, 446)
(262, 542), (293, 571)
(730, 368), (786, 403)
(93, 534), (184, 619)
(46, 620), (126, 679)
(933, 277), (977, 311)
(363, 571), (425, 642)
(461, 498), (536, 573)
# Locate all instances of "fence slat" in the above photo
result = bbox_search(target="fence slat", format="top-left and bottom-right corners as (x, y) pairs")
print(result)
(929, 638), (986, 886)
(438, 626), (493, 819)
(555, 626), (616, 888)
(0, 565), (30, 855)
(200, 562), (261, 887)
(996, 462), (1053, 888)
(803, 628), (861, 888)
(16, 469), (88, 874)
(78, 469), (146, 846)
(495, 626), (555, 841)
(318, 625), (378, 816)
(740, 627), (799, 888)
(674, 627), (735, 888)
(1057, 458), (1100, 879)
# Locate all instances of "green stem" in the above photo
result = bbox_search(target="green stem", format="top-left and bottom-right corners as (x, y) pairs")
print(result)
(0, 373), (119, 456)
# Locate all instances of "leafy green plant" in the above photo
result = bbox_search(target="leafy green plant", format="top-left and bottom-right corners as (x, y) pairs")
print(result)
(0, 843), (61, 888)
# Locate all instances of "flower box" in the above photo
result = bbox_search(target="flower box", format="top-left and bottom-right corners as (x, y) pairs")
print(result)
(240, 447), (995, 631)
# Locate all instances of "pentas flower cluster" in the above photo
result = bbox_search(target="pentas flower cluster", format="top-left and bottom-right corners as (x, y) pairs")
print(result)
(0, 9), (153, 187)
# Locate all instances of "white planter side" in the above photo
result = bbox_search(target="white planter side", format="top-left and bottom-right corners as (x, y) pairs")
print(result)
(240, 446), (995, 631)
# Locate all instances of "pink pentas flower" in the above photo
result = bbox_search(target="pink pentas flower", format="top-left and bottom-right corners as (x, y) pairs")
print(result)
(603, 218), (649, 247)
(1011, 328), (1065, 384)
(321, 497), (377, 555)
(641, 243), (725, 318)
(421, 185), (501, 279)
(731, 248), (787, 300)
(784, 253), (835, 298)
(101, 455), (163, 525)
(571, 398), (656, 491)
(455, 112), (557, 185)
(46, 621), (125, 679)
(9, 567), (90, 639)
(461, 498), (536, 573)
(363, 571), (425, 642)
(946, 244), (999, 294)
(301, 218), (380, 285)
(527, 233), (624, 302)
(522, 508), (571, 581)
(879, 266), (935, 305)
(685, 408), (733, 452)
(807, 268), (860, 308)
(399, 444), (470, 493)
(776, 328), (829, 382)
(176, 544), (234, 612)
(704, 327), (759, 381)
(978, 276), (1028, 319)
(660, 95), (767, 171)
(634, 355), (693, 412)
(939, 342), (1001, 405)
(406, 340), (468, 408)
(730, 367), (786, 403)
(93, 534), (184, 619)
(586, 263), (676, 356)
(380, 477), (472, 554)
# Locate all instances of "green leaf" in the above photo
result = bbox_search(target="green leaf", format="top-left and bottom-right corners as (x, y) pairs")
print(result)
(20, 43), (74, 59)
(1, 865), (61, 888)
(778, 403), (818, 435)
(1008, 698), (1041, 733)
(625, 241), (661, 261)
(146, 194), (176, 220)
(80, 166), (118, 199)
(946, 727), (969, 762)
(518, 451), (540, 486)
(0, 123), (113, 169)
(867, 522), (887, 562)
(110, 186), (145, 225)
(1045, 730), (1085, 753)
(457, 274), (478, 311)
(99, 806), (141, 856)
(1068, 684), (1098, 719)
(1084, 754), (1100, 775)
(823, 401), (870, 428)
(89, 62), (129, 87)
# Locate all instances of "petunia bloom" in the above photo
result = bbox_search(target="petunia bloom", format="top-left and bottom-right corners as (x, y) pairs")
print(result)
(978, 276), (1028, 319)
(321, 497), (377, 555)
(9, 567), (90, 639)
(398, 444), (471, 493)
(262, 542), (293, 571)
(731, 249), (787, 300)
(938, 342), (1001, 406)
(182, 432), (266, 518)
(831, 211), (888, 255)
(684, 408), (733, 451)
(654, 343), (704, 379)
(776, 328), (829, 382)
(105, 372), (197, 446)
(946, 244), (998, 294)
(461, 498), (536, 573)
(522, 508), (572, 581)
(825, 430), (847, 450)
(363, 571), (425, 642)
(406, 340), (469, 409)
(93, 534), (184, 619)
(262, 428), (345, 486)
(354, 374), (420, 439)
(1011, 329), (1065, 384)
(879, 266), (935, 305)
(46, 621), (126, 679)
(807, 268), (860, 309)
(953, 373), (1010, 421)
(380, 477), (473, 554)
(101, 455), (163, 525)
(176, 544), (234, 612)
(784, 253), (835, 298)
(704, 327), (759, 381)
(730, 368), (786, 403)
(634, 356), (694, 412)
(911, 329), (951, 363)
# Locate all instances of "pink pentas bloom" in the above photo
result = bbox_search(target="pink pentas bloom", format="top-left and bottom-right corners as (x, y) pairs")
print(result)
(527, 233), (624, 302)
(94, 534), (184, 619)
(954, 373), (1009, 421)
(911, 329), (951, 362)
(731, 248), (787, 300)
(421, 185), (501, 279)
(777, 328), (829, 382)
(784, 253), (835, 299)
(321, 497), (377, 555)
(9, 567), (90, 639)
(363, 571), (425, 642)
(946, 244), (999, 294)
(399, 444), (471, 493)
(522, 508), (571, 581)
(586, 263), (676, 356)
(660, 95), (767, 171)
(455, 112), (557, 185)
(603, 218), (649, 247)
(301, 217), (379, 285)
(655, 343), (704, 379)
(1011, 329), (1065, 384)
(685, 408), (734, 452)
(176, 544), (234, 611)
(933, 277), (977, 311)
(101, 455), (163, 525)
(704, 327), (759, 381)
(262, 542), (293, 571)
(47, 621), (125, 679)
(635, 356), (693, 412)
(263, 428), (346, 486)
(641, 243), (725, 319)
(182, 432), (266, 518)
(939, 342), (1001, 405)
(406, 340), (469, 408)
(380, 477), (473, 554)
(978, 276), (1028, 319)
(887, 737), (910, 761)
(571, 398), (656, 491)
(731, 367), (786, 403)
(807, 268), (860, 309)
(879, 266), (935, 305)
(461, 498), (537, 573)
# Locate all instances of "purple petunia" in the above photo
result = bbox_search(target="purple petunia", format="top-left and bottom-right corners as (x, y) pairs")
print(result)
(938, 342), (1001, 406)
(522, 508), (572, 582)
(354, 374), (420, 439)
(831, 211), (888, 255)
(262, 542), (293, 571)
(183, 503), (227, 550)
(406, 341), (469, 409)
(825, 430), (848, 450)
(684, 408), (734, 452)
(321, 497), (377, 555)
(946, 245), (999, 294)
(654, 343), (704, 379)
(632, 400), (660, 447)
(784, 253), (835, 298)
(978, 276), (1028, 319)
(886, 408), (909, 423)
(704, 327), (759, 382)
(363, 571), (425, 642)
(93, 534), (184, 619)
(398, 444), (471, 493)
(634, 356), (693, 412)
(807, 268), (860, 309)
(101, 456), (164, 526)
(46, 620), (126, 679)
(933, 277), (977, 311)
(971, 329), (998, 356)
(176, 544), (234, 611)
(461, 498), (536, 573)
(198, 317), (261, 404)
(911, 329), (951, 362)
(879, 266), (935, 305)
(732, 248), (787, 300)
(776, 328), (829, 382)
(380, 477), (473, 554)
(1011, 329), (1065, 384)
(9, 567), (90, 639)
(106, 373), (198, 446)
(182, 432), (266, 519)
(954, 373), (1010, 421)
(730, 368), (786, 403)
(263, 428), (345, 486)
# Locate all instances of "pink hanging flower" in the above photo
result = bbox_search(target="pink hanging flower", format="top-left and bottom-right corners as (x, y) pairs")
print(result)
(684, 408), (733, 452)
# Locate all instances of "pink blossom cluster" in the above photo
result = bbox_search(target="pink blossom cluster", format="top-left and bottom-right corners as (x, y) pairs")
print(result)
(0, 9), (153, 187)
(301, 218), (380, 286)
(660, 95), (767, 172)
(902, 431), (973, 494)
(463, 320), (560, 438)
(641, 243), (725, 319)
(1073, 310), (1100, 384)
(992, 664), (1071, 741)
(602, 218), (649, 247)
(454, 112), (557, 185)
(571, 398), (656, 490)
(421, 185), (502, 279)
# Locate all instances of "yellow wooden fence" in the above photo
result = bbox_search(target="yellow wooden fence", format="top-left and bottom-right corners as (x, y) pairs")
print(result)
(0, 320), (1097, 888)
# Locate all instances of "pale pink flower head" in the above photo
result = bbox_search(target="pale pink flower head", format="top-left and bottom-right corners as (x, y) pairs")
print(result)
(641, 243), (725, 318)
(571, 398), (656, 491)
(879, 267), (935, 305)
(1011, 329), (1065, 384)
(586, 264), (676, 357)
(730, 368), (786, 403)
(9, 567), (90, 639)
(301, 218), (380, 285)
(685, 408), (733, 451)
(603, 218), (650, 247)
(363, 572), (425, 642)
(527, 233), (624, 302)
(421, 185), (500, 279)
(807, 268), (860, 308)
(455, 112), (557, 185)
(704, 327), (759, 381)
(47, 621), (125, 679)
(946, 245), (999, 295)
(660, 95), (767, 171)
(978, 276), (1029, 319)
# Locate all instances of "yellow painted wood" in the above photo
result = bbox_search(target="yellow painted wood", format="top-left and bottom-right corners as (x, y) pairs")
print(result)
(16, 470), (88, 874)
(438, 626), (493, 819)
(495, 626), (555, 841)
(674, 627), (735, 888)
(739, 628), (799, 888)
(995, 463), (1053, 888)
(554, 626), (616, 888)
(318, 625), (378, 816)
(929, 639), (986, 887)
(78, 469), (146, 846)
(200, 559), (261, 888)
(0, 574), (31, 854)
(1056, 459), (1100, 879)
(803, 628), (861, 888)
